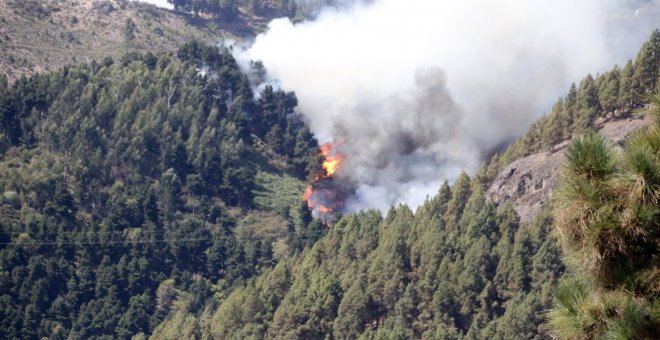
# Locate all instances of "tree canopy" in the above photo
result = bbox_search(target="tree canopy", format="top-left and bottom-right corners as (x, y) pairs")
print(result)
(0, 42), (321, 339)
(1, 24), (660, 340)
(548, 94), (660, 339)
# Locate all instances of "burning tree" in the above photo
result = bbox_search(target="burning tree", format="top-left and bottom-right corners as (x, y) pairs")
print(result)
(303, 143), (353, 222)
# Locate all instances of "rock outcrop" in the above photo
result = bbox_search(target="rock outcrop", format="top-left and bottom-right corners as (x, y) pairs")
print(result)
(486, 112), (651, 223)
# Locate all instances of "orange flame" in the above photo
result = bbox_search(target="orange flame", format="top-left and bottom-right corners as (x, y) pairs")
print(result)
(303, 185), (313, 201)
(303, 142), (345, 222)
(320, 143), (343, 177)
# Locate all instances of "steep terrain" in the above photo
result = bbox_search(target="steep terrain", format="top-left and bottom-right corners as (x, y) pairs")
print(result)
(486, 111), (652, 223)
(0, 0), (272, 83)
(149, 30), (660, 339)
(0, 0), (658, 337)
(0, 43), (323, 338)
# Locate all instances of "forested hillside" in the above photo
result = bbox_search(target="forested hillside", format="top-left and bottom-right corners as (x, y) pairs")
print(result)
(165, 0), (359, 21)
(496, 30), (660, 168)
(154, 178), (565, 339)
(0, 0), (278, 84)
(0, 4), (658, 337)
(482, 30), (660, 224)
(0, 42), (323, 339)
(150, 30), (660, 339)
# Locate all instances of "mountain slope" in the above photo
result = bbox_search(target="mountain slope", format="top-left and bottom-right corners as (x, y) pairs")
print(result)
(486, 112), (652, 223)
(154, 181), (565, 339)
(0, 2), (658, 338)
(0, 0), (262, 84)
(483, 29), (660, 223)
(148, 30), (660, 339)
(0, 42), (322, 339)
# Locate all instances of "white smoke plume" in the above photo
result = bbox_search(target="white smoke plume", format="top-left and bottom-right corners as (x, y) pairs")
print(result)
(240, 0), (660, 212)
(131, 0), (174, 9)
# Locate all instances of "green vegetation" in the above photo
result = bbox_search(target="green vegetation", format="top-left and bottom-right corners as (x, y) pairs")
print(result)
(0, 0), (262, 84)
(497, 30), (660, 168)
(0, 5), (658, 337)
(151, 29), (658, 340)
(547, 96), (659, 339)
(153, 176), (565, 338)
(0, 42), (321, 339)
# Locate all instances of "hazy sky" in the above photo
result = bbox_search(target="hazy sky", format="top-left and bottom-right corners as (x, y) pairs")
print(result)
(242, 0), (660, 212)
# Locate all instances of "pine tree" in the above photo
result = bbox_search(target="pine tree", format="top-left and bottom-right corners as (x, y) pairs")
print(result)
(548, 94), (660, 338)
(633, 29), (660, 97)
(597, 68), (620, 113)
(618, 60), (635, 108)
(334, 280), (370, 339)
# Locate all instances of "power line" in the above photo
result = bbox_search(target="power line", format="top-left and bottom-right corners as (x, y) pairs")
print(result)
(1, 229), (143, 236)
(0, 237), (220, 246)
(0, 229), (272, 246)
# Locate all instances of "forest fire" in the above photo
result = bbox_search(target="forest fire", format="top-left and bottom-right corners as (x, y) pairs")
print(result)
(303, 143), (351, 222)
(320, 143), (342, 177)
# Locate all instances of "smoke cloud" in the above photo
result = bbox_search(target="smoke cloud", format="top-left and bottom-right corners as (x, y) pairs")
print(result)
(240, 0), (660, 212)
(131, 0), (173, 9)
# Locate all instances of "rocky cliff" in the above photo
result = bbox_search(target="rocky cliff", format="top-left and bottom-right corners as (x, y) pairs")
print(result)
(486, 111), (652, 223)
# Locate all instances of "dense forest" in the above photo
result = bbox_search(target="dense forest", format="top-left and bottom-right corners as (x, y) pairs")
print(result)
(0, 19), (658, 340)
(0, 42), (323, 339)
(147, 31), (660, 339)
(152, 178), (565, 339)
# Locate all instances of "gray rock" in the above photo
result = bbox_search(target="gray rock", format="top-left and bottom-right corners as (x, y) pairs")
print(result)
(485, 113), (651, 224)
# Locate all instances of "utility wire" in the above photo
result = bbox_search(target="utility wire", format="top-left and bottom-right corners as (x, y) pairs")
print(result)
(0, 230), (270, 246)
(0, 237), (220, 246)
(1, 230), (144, 236)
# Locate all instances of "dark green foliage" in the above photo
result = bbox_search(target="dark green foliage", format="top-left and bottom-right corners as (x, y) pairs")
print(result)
(633, 30), (660, 97)
(1, 20), (657, 340)
(497, 31), (660, 169)
(149, 29), (660, 340)
(564, 133), (615, 180)
(549, 94), (660, 339)
(0, 42), (321, 339)
(163, 180), (565, 338)
(124, 18), (136, 42)
(334, 280), (370, 339)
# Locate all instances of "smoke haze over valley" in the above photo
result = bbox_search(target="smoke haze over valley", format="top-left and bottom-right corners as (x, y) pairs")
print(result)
(238, 0), (660, 211)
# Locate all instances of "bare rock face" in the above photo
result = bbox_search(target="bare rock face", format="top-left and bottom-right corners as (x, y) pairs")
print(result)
(485, 113), (651, 224)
